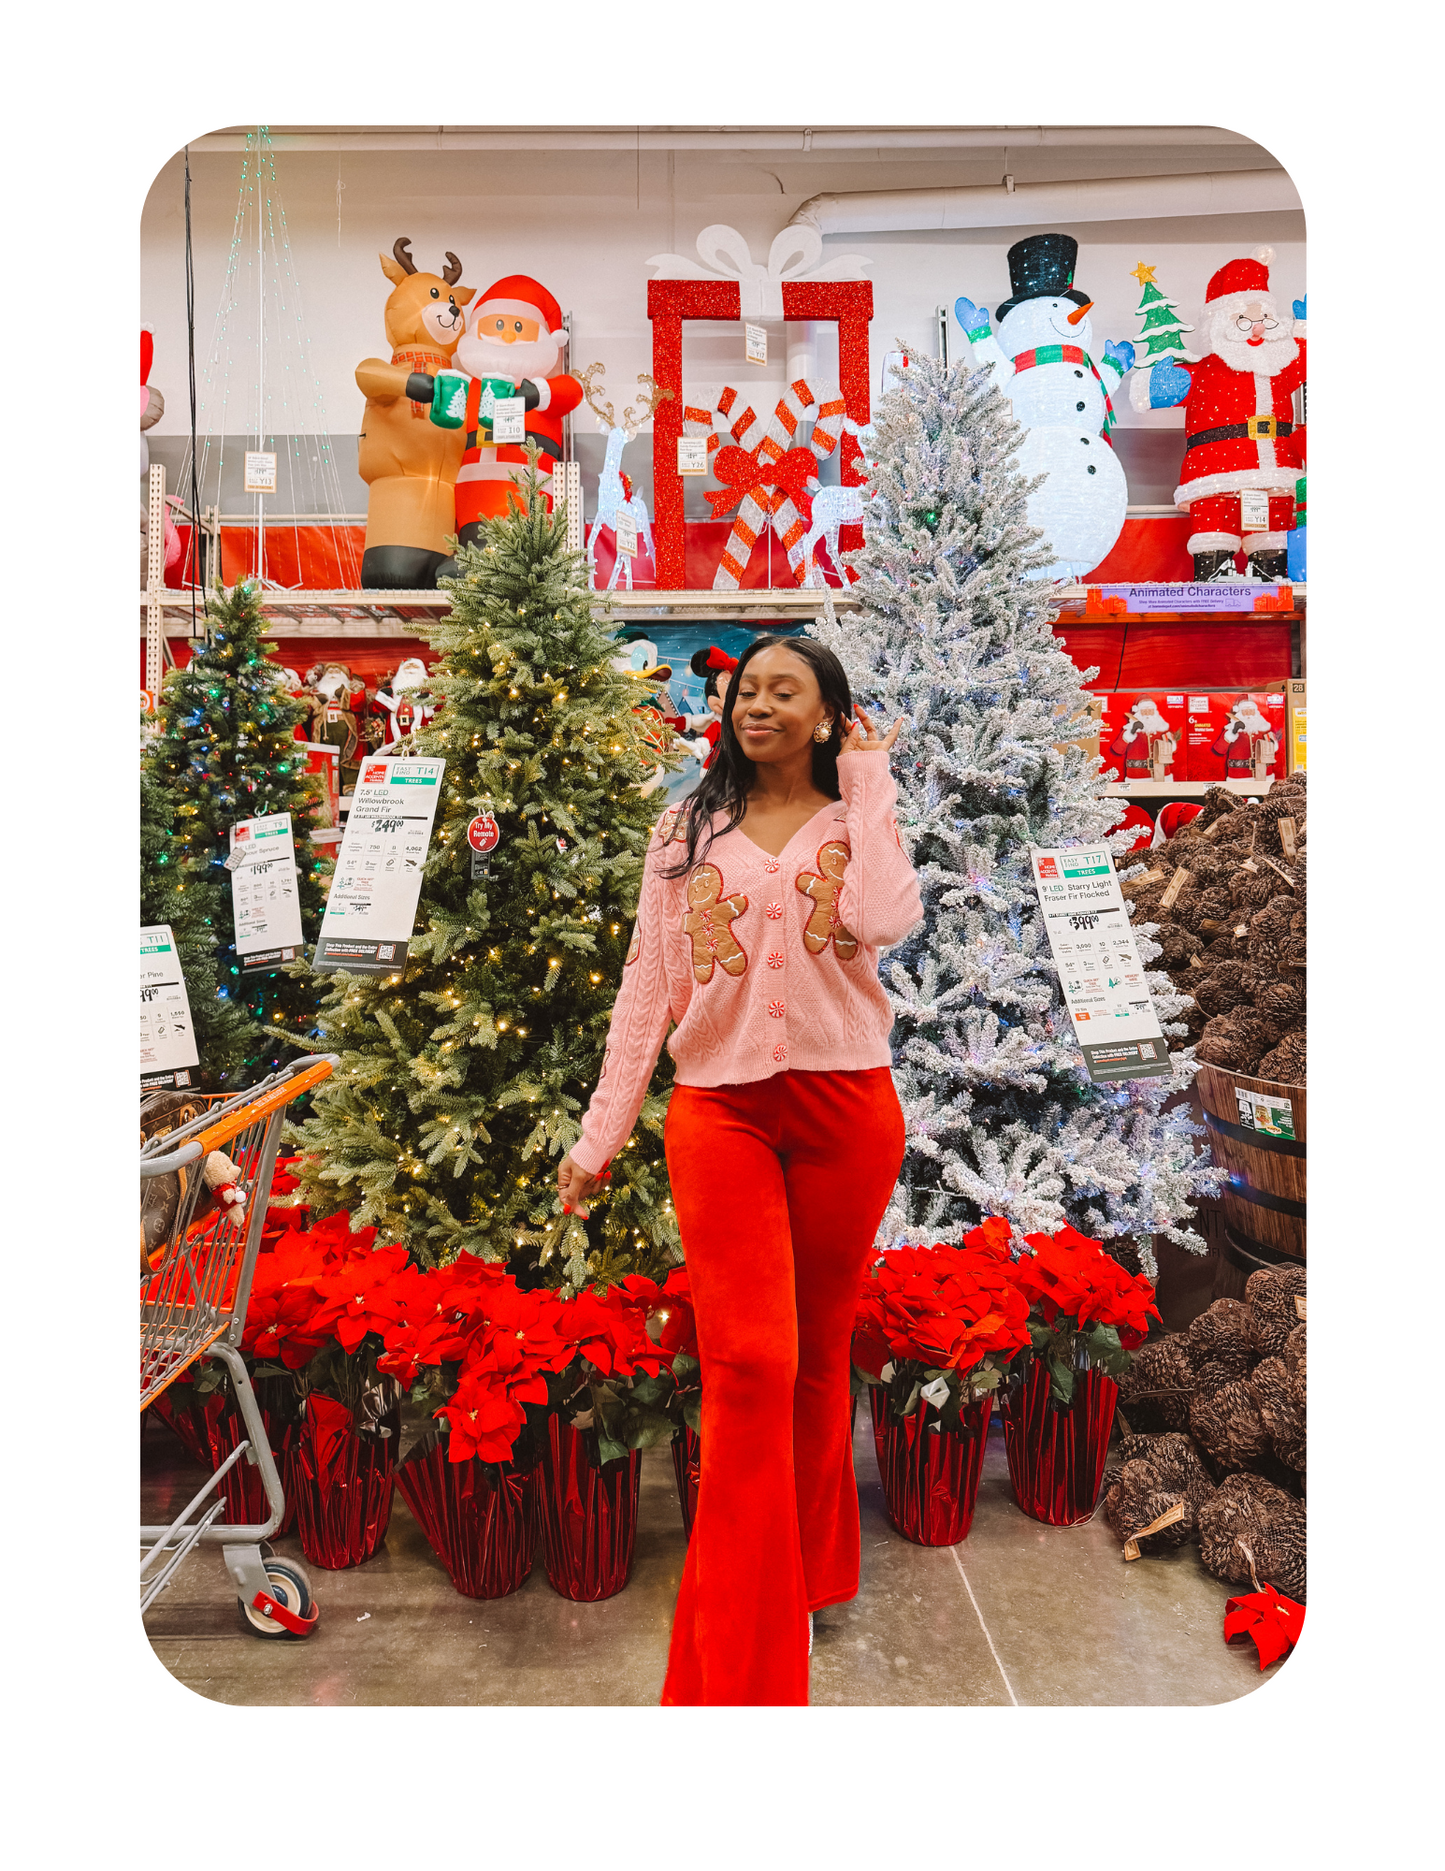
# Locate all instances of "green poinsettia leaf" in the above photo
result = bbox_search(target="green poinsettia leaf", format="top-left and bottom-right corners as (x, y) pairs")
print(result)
(596, 1433), (629, 1465)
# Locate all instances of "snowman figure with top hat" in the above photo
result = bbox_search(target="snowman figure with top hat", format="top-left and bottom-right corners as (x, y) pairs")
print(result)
(956, 232), (1134, 580)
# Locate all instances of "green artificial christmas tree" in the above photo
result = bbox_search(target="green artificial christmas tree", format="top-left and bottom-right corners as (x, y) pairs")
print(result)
(285, 462), (681, 1288)
(812, 349), (1218, 1276)
(140, 719), (256, 1088)
(144, 579), (330, 1084)
(1127, 261), (1198, 366)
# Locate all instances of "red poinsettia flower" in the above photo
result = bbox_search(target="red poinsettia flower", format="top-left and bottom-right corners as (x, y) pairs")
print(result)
(310, 1241), (413, 1354)
(437, 1364), (530, 1464)
(1013, 1224), (1160, 1343)
(853, 1232), (1032, 1378)
(561, 1278), (669, 1379)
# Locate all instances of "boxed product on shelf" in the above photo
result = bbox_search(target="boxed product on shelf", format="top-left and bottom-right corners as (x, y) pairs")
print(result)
(1098, 692), (1186, 783)
(1053, 693), (1103, 764)
(1285, 678), (1306, 772)
(1183, 691), (1287, 783)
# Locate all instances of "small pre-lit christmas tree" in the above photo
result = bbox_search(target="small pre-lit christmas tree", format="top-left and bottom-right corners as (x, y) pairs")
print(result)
(1127, 261), (1198, 367)
(285, 461), (681, 1289)
(812, 349), (1217, 1275)
(144, 579), (330, 1083)
(140, 726), (256, 1088)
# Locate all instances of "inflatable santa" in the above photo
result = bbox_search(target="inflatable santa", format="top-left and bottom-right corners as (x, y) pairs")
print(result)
(1131, 247), (1305, 581)
(404, 274), (582, 555)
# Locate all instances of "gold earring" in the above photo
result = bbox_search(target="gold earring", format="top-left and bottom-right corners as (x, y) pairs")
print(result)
(813, 721), (831, 742)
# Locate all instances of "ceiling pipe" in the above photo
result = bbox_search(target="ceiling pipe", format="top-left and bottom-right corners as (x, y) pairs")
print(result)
(787, 168), (1301, 236)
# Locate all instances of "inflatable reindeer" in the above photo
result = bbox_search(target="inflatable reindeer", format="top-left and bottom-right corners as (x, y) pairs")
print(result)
(356, 240), (474, 590)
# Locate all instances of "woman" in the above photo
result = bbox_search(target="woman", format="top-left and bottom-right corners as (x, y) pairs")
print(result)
(557, 636), (922, 1705)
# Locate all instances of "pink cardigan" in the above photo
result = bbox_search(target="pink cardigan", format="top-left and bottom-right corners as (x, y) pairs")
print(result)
(571, 754), (923, 1176)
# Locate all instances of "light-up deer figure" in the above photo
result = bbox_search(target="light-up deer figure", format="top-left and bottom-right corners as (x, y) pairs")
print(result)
(578, 363), (671, 591)
(800, 418), (874, 587)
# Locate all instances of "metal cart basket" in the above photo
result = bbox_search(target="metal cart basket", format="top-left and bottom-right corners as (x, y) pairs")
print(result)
(140, 1054), (336, 1635)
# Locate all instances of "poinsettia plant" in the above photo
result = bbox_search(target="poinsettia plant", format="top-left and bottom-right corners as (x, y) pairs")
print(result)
(381, 1262), (685, 1470)
(852, 1221), (1033, 1432)
(1007, 1223), (1161, 1404)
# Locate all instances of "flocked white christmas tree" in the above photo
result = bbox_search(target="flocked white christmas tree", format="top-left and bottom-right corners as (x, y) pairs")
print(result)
(811, 351), (1218, 1274)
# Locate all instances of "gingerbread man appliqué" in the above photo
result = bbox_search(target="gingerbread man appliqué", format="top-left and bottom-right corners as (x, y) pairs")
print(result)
(795, 840), (860, 960)
(683, 864), (749, 983)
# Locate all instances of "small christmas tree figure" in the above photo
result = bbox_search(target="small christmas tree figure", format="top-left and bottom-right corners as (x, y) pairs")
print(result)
(144, 579), (330, 1083)
(140, 719), (256, 1087)
(285, 459), (680, 1288)
(811, 350), (1217, 1274)
(1128, 261), (1199, 366)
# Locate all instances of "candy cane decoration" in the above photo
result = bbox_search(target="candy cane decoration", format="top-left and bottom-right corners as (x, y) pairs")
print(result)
(686, 380), (849, 590)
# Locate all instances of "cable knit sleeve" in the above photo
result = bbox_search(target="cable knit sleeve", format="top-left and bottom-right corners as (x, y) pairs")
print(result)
(834, 754), (923, 951)
(571, 838), (677, 1177)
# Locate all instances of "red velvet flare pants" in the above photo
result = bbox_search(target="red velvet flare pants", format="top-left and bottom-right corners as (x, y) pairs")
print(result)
(660, 1067), (905, 1706)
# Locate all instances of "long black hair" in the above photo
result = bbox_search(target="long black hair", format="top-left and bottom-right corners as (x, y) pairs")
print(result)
(661, 634), (855, 879)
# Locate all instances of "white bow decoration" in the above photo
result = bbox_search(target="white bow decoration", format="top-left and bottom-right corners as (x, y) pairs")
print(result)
(647, 222), (872, 318)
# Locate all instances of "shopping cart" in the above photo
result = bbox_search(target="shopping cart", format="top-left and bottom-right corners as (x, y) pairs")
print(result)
(140, 1054), (337, 1636)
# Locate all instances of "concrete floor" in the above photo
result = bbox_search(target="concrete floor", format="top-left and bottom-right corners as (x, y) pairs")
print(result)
(142, 1402), (1268, 1707)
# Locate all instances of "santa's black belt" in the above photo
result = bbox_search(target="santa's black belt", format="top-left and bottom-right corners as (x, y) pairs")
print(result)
(1186, 418), (1293, 450)
(464, 430), (562, 459)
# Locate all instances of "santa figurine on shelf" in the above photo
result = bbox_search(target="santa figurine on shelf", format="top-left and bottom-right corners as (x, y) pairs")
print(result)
(371, 656), (438, 751)
(403, 274), (582, 553)
(303, 663), (367, 767)
(1109, 697), (1179, 782)
(1131, 247), (1305, 581)
(1212, 697), (1280, 780)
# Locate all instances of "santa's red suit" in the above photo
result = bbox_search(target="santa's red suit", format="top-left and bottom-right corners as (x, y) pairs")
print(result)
(452, 275), (582, 538)
(1133, 249), (1306, 579)
(1211, 721), (1279, 781)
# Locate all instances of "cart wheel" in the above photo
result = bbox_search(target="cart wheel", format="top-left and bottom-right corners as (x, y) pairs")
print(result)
(239, 1558), (316, 1638)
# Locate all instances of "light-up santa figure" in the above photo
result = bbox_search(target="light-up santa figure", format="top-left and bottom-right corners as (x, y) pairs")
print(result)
(955, 234), (1136, 579)
(1130, 247), (1306, 581)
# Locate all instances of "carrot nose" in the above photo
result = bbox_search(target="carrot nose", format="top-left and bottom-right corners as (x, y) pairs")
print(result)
(1067, 301), (1094, 326)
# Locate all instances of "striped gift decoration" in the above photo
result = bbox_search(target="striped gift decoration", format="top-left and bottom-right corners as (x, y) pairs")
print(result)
(687, 380), (849, 591)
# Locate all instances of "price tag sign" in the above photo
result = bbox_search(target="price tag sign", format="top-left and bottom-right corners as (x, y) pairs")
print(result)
(492, 396), (526, 444)
(315, 757), (446, 974)
(140, 925), (200, 1089)
(744, 323), (768, 366)
(1241, 489), (1271, 532)
(614, 513), (638, 559)
(229, 812), (304, 973)
(244, 451), (277, 493)
(677, 436), (709, 476)
(1030, 845), (1171, 1083)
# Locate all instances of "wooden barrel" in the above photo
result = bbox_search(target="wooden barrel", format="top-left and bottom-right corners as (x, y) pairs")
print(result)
(1193, 1062), (1306, 1264)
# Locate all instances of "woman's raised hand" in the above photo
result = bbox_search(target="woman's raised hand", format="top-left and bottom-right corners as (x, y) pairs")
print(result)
(837, 704), (903, 756)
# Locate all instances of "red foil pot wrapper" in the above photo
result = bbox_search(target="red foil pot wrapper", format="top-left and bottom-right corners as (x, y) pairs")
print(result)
(869, 1385), (993, 1546)
(288, 1391), (399, 1569)
(1001, 1357), (1119, 1527)
(396, 1430), (539, 1599)
(537, 1414), (641, 1602)
(148, 1384), (296, 1533)
(670, 1426), (700, 1542)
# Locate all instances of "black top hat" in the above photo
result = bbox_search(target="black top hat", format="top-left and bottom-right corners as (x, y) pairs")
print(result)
(994, 233), (1091, 324)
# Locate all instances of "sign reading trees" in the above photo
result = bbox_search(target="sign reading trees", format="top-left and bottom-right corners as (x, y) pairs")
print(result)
(228, 811), (304, 972)
(314, 758), (446, 974)
(1030, 845), (1172, 1084)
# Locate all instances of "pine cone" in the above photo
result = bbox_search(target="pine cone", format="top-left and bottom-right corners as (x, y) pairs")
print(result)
(1193, 970), (1250, 1017)
(1117, 1335), (1197, 1432)
(1246, 1264), (1306, 1358)
(1229, 869), (1276, 911)
(1116, 1432), (1215, 1508)
(1196, 787), (1238, 831)
(1198, 1472), (1307, 1603)
(1151, 923), (1194, 969)
(1190, 1377), (1269, 1471)
(1284, 1323), (1306, 1412)
(1257, 1032), (1306, 1084)
(1199, 886), (1234, 922)
(1104, 1460), (1200, 1553)
(1188, 1297), (1253, 1369)
(1289, 908), (1306, 940)
(1196, 1028), (1263, 1073)
(1249, 1357), (1306, 1472)
(1256, 980), (1304, 1036)
(1184, 849), (1227, 886)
